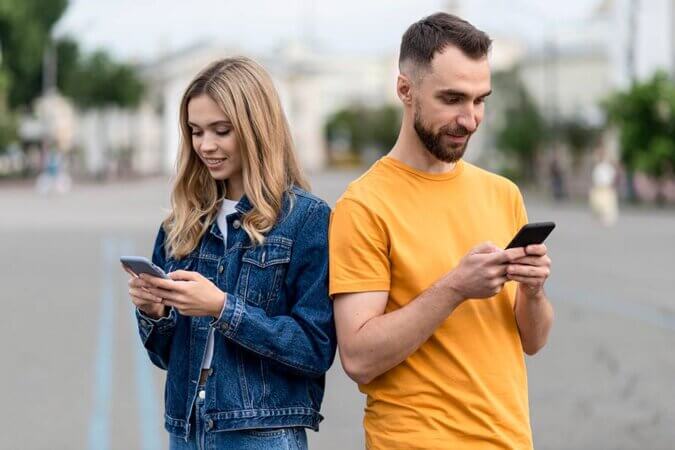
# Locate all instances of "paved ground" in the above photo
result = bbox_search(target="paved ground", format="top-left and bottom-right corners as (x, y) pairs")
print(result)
(1, 170), (674, 450)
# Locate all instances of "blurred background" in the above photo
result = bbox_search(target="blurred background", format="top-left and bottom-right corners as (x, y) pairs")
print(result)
(1, 0), (674, 449)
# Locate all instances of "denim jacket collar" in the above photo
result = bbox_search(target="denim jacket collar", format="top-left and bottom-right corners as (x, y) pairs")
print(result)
(207, 195), (252, 241)
(234, 195), (253, 214)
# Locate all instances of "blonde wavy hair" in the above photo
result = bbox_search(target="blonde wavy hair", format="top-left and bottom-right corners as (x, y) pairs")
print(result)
(164, 57), (309, 259)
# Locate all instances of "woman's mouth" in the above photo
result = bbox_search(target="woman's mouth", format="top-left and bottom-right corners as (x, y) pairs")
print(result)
(203, 157), (227, 168)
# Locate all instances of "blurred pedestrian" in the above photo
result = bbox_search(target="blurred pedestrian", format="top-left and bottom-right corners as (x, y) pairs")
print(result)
(589, 142), (618, 226)
(35, 141), (71, 194)
(126, 57), (336, 450)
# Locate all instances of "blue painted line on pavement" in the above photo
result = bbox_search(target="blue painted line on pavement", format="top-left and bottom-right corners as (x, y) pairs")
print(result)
(548, 283), (675, 332)
(88, 237), (116, 450)
(121, 239), (162, 450)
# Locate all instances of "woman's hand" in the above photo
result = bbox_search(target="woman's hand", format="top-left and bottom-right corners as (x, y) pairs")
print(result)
(125, 267), (168, 319)
(142, 270), (226, 318)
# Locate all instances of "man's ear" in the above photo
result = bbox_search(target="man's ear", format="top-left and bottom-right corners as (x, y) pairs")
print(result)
(397, 74), (413, 106)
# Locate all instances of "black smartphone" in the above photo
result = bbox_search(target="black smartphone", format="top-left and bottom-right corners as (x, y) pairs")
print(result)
(505, 222), (556, 249)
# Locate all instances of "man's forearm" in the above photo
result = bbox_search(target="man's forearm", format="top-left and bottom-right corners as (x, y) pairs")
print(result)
(343, 281), (464, 384)
(514, 290), (554, 355)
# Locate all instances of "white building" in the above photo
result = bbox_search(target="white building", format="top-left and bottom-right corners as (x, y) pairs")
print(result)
(606, 0), (675, 87)
(518, 0), (675, 124)
(520, 44), (611, 124)
(140, 40), (398, 174)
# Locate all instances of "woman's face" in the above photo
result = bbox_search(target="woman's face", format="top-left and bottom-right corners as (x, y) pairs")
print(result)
(187, 94), (243, 183)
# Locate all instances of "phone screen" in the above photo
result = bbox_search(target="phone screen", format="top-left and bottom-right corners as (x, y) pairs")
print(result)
(505, 222), (555, 249)
(120, 256), (169, 279)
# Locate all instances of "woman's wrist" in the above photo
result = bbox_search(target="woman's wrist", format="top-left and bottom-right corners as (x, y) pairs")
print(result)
(211, 292), (227, 319)
(141, 304), (168, 320)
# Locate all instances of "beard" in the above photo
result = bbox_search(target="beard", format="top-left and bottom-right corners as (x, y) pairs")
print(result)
(413, 106), (471, 163)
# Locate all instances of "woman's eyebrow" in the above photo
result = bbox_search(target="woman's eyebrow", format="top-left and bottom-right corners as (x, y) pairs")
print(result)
(187, 120), (232, 128)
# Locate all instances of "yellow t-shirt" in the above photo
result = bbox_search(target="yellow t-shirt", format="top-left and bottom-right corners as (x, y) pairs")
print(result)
(329, 156), (532, 449)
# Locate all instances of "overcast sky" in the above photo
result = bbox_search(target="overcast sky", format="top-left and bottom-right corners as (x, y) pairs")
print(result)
(54, 0), (598, 62)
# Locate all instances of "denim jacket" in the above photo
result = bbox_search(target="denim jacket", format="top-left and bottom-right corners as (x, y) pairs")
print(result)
(135, 187), (337, 439)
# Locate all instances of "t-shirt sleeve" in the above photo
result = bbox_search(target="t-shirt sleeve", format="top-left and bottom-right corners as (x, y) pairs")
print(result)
(329, 197), (390, 297)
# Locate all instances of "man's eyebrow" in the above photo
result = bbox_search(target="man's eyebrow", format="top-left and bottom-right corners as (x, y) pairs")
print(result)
(436, 89), (467, 98)
(435, 89), (492, 98)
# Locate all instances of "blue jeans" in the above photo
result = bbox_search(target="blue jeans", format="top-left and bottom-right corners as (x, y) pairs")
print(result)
(169, 388), (308, 450)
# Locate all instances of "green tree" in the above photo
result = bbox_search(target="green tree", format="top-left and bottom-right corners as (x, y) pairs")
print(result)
(493, 69), (547, 182)
(0, 0), (68, 108)
(59, 47), (144, 108)
(0, 67), (15, 151)
(557, 118), (601, 168)
(604, 71), (675, 180)
(325, 104), (400, 156)
(0, 1), (144, 110)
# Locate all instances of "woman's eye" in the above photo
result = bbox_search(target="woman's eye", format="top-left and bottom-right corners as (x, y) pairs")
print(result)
(190, 130), (203, 137)
(216, 129), (230, 136)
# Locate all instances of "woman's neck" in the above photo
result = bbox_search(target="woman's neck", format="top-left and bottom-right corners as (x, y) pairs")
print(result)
(225, 173), (244, 201)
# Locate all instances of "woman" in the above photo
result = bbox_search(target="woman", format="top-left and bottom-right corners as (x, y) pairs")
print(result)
(127, 57), (336, 449)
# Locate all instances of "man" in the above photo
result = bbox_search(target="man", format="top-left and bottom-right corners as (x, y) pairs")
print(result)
(329, 13), (554, 449)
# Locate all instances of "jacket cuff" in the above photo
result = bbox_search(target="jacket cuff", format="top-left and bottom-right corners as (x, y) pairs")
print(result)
(210, 293), (244, 338)
(136, 307), (177, 337)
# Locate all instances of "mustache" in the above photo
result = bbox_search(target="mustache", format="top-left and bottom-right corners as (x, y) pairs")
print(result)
(441, 124), (470, 137)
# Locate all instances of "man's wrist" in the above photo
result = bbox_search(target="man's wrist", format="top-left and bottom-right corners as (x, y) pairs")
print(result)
(521, 285), (546, 302)
(442, 272), (467, 308)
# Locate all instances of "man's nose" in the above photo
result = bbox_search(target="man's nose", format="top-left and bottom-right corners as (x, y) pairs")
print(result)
(456, 107), (477, 133)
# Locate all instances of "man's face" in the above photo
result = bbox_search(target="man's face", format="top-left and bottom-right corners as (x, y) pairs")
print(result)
(411, 46), (491, 163)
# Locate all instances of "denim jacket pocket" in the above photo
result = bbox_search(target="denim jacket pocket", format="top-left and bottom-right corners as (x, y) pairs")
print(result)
(237, 237), (292, 308)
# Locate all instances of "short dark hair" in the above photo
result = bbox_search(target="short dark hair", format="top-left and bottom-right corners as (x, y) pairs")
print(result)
(399, 13), (492, 72)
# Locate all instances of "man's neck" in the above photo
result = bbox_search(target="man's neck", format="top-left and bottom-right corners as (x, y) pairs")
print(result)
(388, 124), (458, 174)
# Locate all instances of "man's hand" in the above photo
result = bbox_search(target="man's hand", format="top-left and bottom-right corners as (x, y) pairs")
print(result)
(506, 244), (552, 299)
(142, 270), (226, 318)
(443, 242), (527, 301)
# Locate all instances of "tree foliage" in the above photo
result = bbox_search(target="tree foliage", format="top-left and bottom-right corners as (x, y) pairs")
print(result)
(0, 0), (144, 110)
(58, 44), (144, 108)
(492, 69), (547, 181)
(325, 104), (400, 155)
(604, 71), (675, 178)
(0, 0), (68, 107)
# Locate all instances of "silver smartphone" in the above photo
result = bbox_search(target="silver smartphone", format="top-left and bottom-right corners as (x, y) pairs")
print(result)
(120, 256), (169, 279)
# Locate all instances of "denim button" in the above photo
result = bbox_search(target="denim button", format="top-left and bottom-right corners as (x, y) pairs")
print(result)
(198, 390), (205, 400)
(233, 220), (241, 229)
(206, 419), (214, 430)
(218, 265), (224, 274)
